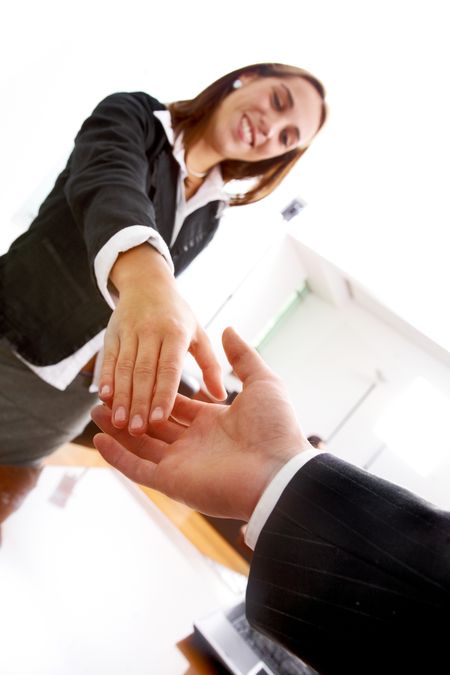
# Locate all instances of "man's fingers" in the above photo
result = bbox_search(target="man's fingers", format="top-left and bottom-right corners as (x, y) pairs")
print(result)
(92, 405), (168, 462)
(222, 327), (270, 385)
(171, 394), (209, 424)
(146, 418), (186, 444)
(93, 433), (158, 486)
(190, 329), (227, 400)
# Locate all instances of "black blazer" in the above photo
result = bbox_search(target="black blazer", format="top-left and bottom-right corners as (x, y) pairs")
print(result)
(246, 454), (450, 674)
(0, 93), (224, 365)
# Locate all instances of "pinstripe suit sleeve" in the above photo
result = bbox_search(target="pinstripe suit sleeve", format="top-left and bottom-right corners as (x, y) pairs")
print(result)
(246, 453), (450, 674)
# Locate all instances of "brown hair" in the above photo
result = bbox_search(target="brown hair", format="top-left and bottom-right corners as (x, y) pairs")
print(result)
(168, 63), (327, 206)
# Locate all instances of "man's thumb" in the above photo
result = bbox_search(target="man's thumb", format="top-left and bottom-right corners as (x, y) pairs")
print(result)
(222, 327), (269, 385)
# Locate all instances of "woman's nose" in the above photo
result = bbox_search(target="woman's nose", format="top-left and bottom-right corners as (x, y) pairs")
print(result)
(258, 116), (275, 141)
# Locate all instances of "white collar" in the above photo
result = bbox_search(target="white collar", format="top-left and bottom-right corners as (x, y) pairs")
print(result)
(153, 109), (229, 204)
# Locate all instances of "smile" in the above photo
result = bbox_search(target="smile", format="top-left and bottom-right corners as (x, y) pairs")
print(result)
(239, 114), (254, 147)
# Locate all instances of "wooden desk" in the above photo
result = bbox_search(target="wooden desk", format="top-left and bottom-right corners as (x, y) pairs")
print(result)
(178, 633), (230, 674)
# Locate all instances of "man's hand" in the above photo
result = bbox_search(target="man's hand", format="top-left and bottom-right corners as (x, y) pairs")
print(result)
(92, 327), (311, 521)
(98, 244), (226, 435)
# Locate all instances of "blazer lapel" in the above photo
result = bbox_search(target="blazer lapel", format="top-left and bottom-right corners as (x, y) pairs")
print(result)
(148, 149), (179, 248)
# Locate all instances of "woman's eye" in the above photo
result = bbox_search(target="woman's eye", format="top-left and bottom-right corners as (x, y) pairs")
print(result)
(280, 130), (289, 146)
(273, 92), (283, 111)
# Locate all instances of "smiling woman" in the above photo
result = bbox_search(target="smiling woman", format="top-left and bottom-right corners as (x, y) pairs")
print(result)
(170, 62), (327, 205)
(0, 62), (326, 473)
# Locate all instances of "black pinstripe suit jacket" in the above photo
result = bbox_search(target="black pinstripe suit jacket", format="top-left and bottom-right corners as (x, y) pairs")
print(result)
(246, 454), (450, 674)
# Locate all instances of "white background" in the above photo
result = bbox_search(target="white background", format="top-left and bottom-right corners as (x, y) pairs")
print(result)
(1, 0), (449, 350)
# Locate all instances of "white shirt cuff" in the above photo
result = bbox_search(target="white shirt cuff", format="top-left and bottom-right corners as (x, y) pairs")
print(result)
(94, 225), (174, 309)
(245, 449), (325, 550)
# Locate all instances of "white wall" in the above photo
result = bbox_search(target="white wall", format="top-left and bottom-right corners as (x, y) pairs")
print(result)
(258, 289), (450, 509)
(176, 225), (450, 512)
(2, 0), (449, 353)
(177, 206), (309, 378)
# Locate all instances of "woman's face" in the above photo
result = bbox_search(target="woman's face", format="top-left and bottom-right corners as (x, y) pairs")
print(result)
(205, 74), (323, 163)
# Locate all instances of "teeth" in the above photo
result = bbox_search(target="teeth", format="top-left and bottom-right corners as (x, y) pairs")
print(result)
(242, 117), (252, 145)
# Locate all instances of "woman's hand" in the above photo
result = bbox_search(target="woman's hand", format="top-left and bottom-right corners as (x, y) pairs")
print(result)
(98, 244), (226, 435)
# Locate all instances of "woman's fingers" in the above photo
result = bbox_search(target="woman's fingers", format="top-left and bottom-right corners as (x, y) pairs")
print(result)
(190, 328), (227, 400)
(92, 404), (184, 459)
(127, 335), (160, 435)
(100, 327), (191, 431)
(110, 335), (140, 428)
(149, 331), (190, 422)
(92, 404), (159, 456)
(99, 309), (224, 430)
(98, 331), (120, 404)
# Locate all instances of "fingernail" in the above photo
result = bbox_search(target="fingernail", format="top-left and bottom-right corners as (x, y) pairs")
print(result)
(150, 407), (164, 422)
(114, 406), (127, 423)
(130, 414), (144, 431)
(100, 385), (111, 397)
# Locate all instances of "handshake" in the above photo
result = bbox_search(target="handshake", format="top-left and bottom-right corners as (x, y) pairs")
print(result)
(92, 326), (312, 524)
